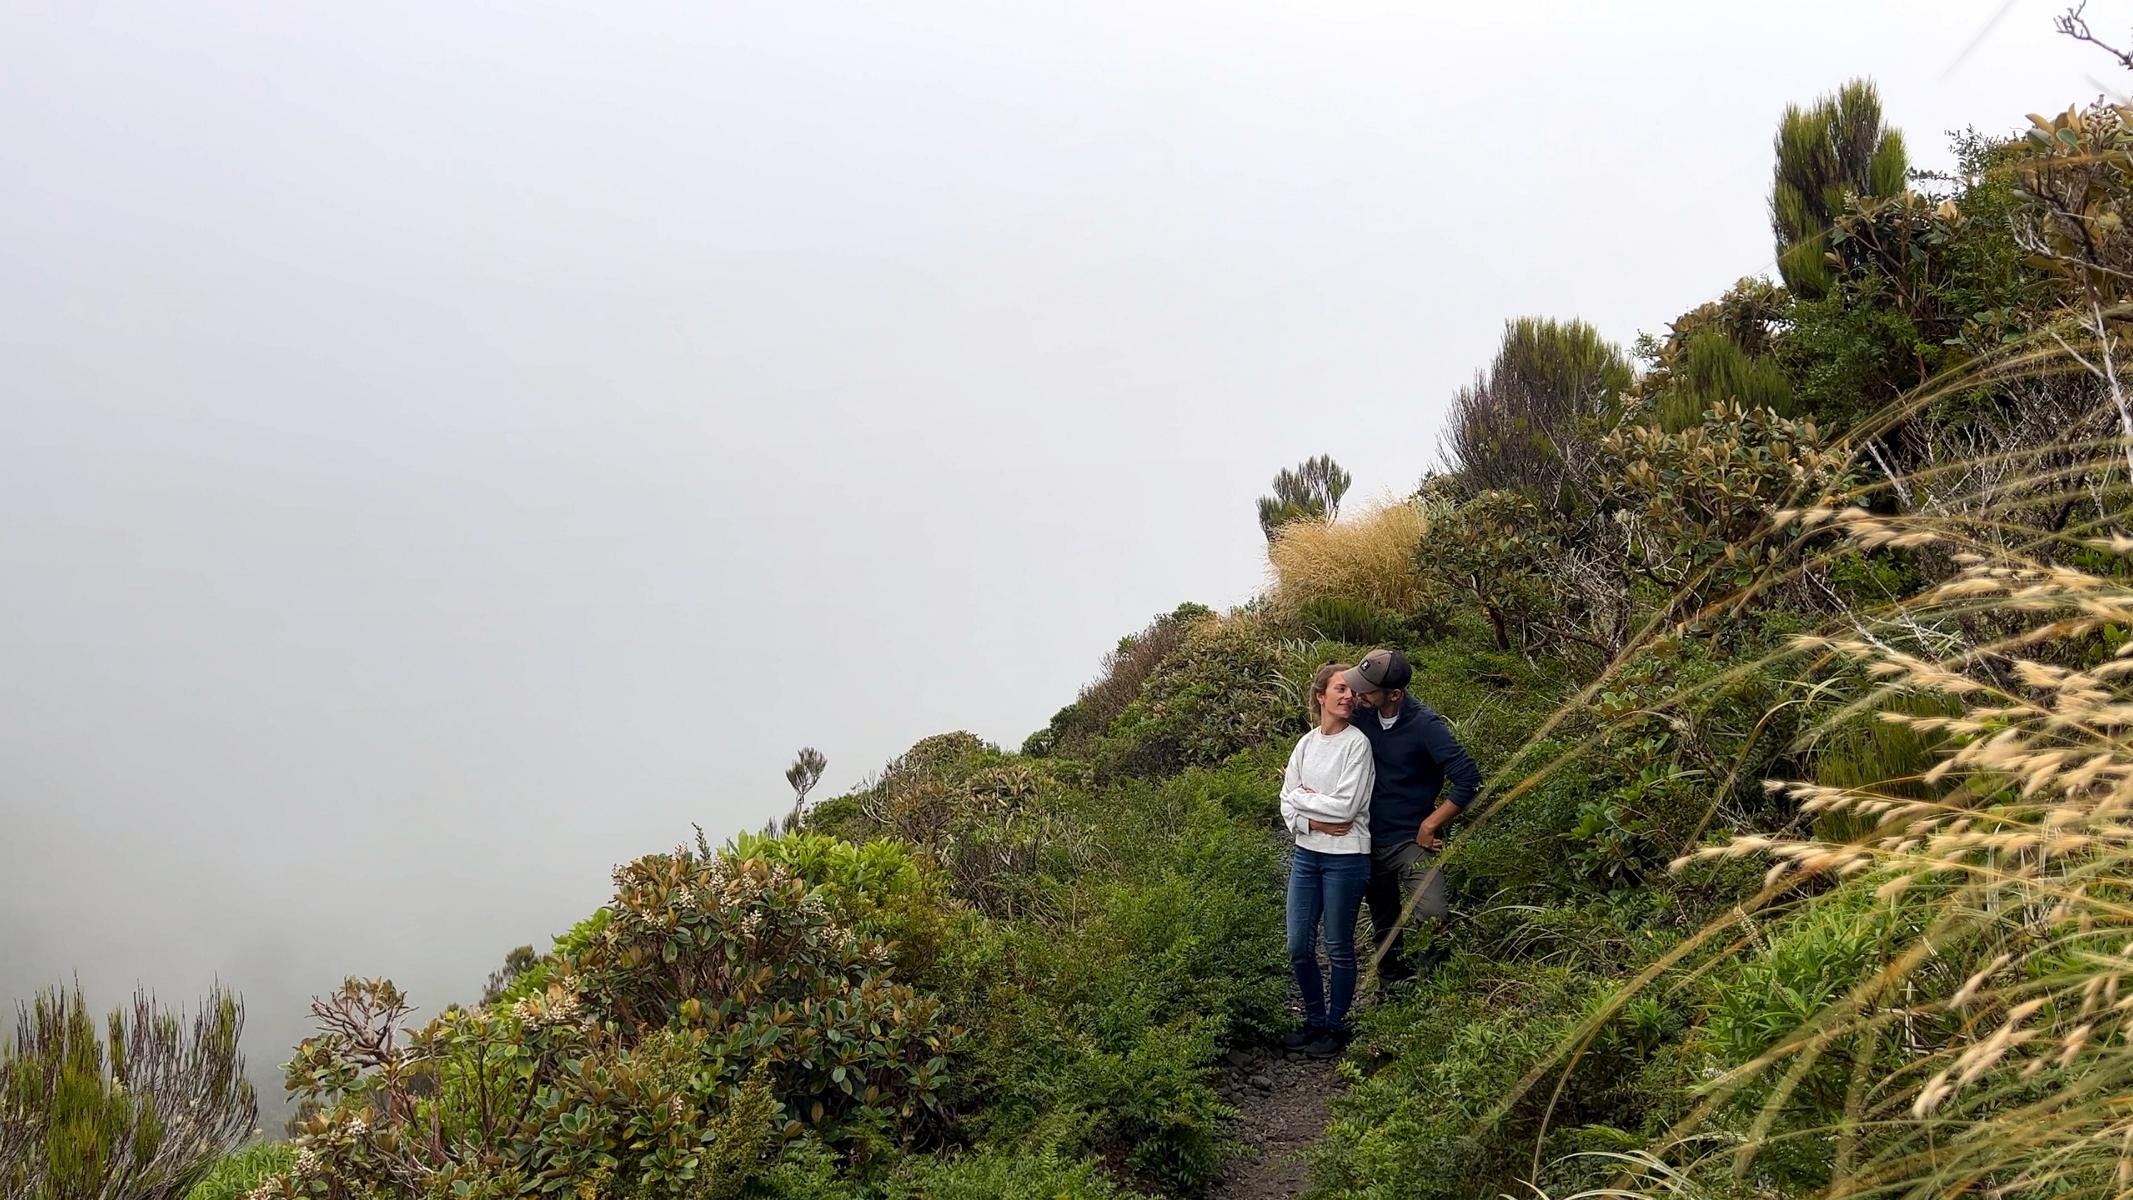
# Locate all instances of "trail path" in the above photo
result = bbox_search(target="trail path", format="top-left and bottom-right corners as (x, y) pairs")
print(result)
(1214, 1043), (1344, 1200)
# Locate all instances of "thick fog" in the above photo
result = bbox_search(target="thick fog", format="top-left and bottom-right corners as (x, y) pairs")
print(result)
(0, 0), (2086, 1114)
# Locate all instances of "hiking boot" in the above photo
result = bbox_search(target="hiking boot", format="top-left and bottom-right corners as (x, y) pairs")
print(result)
(1279, 1025), (1322, 1050)
(1302, 1028), (1350, 1059)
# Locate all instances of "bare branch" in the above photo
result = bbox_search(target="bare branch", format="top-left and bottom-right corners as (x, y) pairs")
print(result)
(2057, 2), (2133, 71)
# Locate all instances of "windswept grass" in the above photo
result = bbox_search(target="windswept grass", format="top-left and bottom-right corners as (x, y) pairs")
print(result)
(1458, 300), (2133, 1199)
(1267, 498), (1437, 623)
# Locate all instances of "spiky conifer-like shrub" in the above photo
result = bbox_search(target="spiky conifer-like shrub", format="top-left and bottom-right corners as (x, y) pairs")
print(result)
(1443, 317), (1633, 511)
(0, 985), (257, 1200)
(1771, 78), (1908, 300)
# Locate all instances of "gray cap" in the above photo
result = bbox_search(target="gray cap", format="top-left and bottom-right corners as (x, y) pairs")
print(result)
(1341, 648), (1412, 695)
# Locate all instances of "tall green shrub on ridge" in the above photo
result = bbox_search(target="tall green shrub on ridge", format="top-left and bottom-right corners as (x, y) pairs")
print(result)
(1653, 332), (1795, 433)
(1772, 79), (1908, 300)
(1444, 317), (1632, 512)
(1027, 604), (1212, 760)
(0, 985), (257, 1200)
(1634, 278), (1797, 433)
(1255, 454), (1352, 540)
(1103, 613), (1294, 777)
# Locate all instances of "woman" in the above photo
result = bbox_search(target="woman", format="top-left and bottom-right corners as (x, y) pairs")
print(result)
(1280, 662), (1376, 1056)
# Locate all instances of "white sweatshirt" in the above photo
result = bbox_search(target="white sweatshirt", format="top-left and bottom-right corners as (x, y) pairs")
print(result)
(1280, 724), (1374, 855)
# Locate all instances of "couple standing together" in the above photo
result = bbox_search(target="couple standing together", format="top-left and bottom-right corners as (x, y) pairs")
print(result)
(1280, 648), (1483, 1057)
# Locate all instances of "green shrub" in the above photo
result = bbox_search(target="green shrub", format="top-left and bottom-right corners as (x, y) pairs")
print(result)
(1092, 785), (1290, 1041)
(1442, 317), (1633, 511)
(1312, 959), (1686, 1200)
(887, 1143), (1150, 1199)
(900, 772), (1288, 1195)
(182, 1143), (294, 1200)
(261, 838), (963, 1199)
(1565, 755), (1708, 887)
(1651, 330), (1797, 433)
(1298, 595), (1412, 646)
(485, 907), (612, 1007)
(726, 830), (956, 980)
(805, 739), (1102, 920)
(1432, 489), (1571, 655)
(1101, 613), (1296, 777)
(569, 850), (960, 1135)
(1030, 605), (1210, 760)
(1, 985), (257, 1200)
(1596, 401), (1853, 599)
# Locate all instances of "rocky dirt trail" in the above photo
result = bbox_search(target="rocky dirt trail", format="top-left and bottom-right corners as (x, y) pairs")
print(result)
(1213, 1042), (1344, 1200)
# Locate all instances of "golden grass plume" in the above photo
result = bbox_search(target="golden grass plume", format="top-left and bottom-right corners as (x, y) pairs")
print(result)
(1266, 497), (1435, 620)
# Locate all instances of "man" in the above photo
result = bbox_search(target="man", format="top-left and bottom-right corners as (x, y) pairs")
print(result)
(1341, 648), (1483, 983)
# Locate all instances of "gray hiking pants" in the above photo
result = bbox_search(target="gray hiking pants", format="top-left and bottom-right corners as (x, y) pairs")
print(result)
(1365, 838), (1447, 981)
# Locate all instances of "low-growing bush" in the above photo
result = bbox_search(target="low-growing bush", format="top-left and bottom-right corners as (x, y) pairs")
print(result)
(906, 772), (1287, 1195)
(886, 1143), (1150, 1199)
(182, 1143), (294, 1200)
(1313, 958), (1695, 1200)
(726, 830), (956, 980)
(256, 840), (962, 1199)
(574, 850), (960, 1131)
(1029, 605), (1212, 760)
(1101, 613), (1295, 778)
(811, 744), (1101, 920)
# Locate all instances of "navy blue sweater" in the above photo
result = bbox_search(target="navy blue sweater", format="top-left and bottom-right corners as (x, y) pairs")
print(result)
(1353, 695), (1484, 843)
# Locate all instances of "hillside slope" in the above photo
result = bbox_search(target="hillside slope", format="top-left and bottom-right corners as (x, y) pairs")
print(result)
(163, 71), (2133, 1200)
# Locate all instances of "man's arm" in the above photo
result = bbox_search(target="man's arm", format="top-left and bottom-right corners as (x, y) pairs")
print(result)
(1416, 712), (1483, 849)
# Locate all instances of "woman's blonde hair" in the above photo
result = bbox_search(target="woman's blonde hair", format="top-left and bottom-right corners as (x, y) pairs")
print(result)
(1309, 662), (1351, 723)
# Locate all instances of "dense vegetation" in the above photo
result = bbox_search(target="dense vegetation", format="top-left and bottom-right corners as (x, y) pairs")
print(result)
(16, 24), (2133, 1200)
(1, 985), (257, 1200)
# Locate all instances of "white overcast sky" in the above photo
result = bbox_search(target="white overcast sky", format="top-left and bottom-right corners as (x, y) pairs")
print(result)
(0, 0), (2097, 1089)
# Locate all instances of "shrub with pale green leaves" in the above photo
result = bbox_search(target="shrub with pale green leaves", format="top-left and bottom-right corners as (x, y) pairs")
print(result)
(252, 838), (961, 1200)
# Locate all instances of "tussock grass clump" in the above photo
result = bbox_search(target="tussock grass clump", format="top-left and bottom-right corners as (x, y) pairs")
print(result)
(1267, 499), (1437, 624)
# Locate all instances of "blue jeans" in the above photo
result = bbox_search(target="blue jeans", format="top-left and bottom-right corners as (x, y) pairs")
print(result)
(1287, 847), (1370, 1032)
